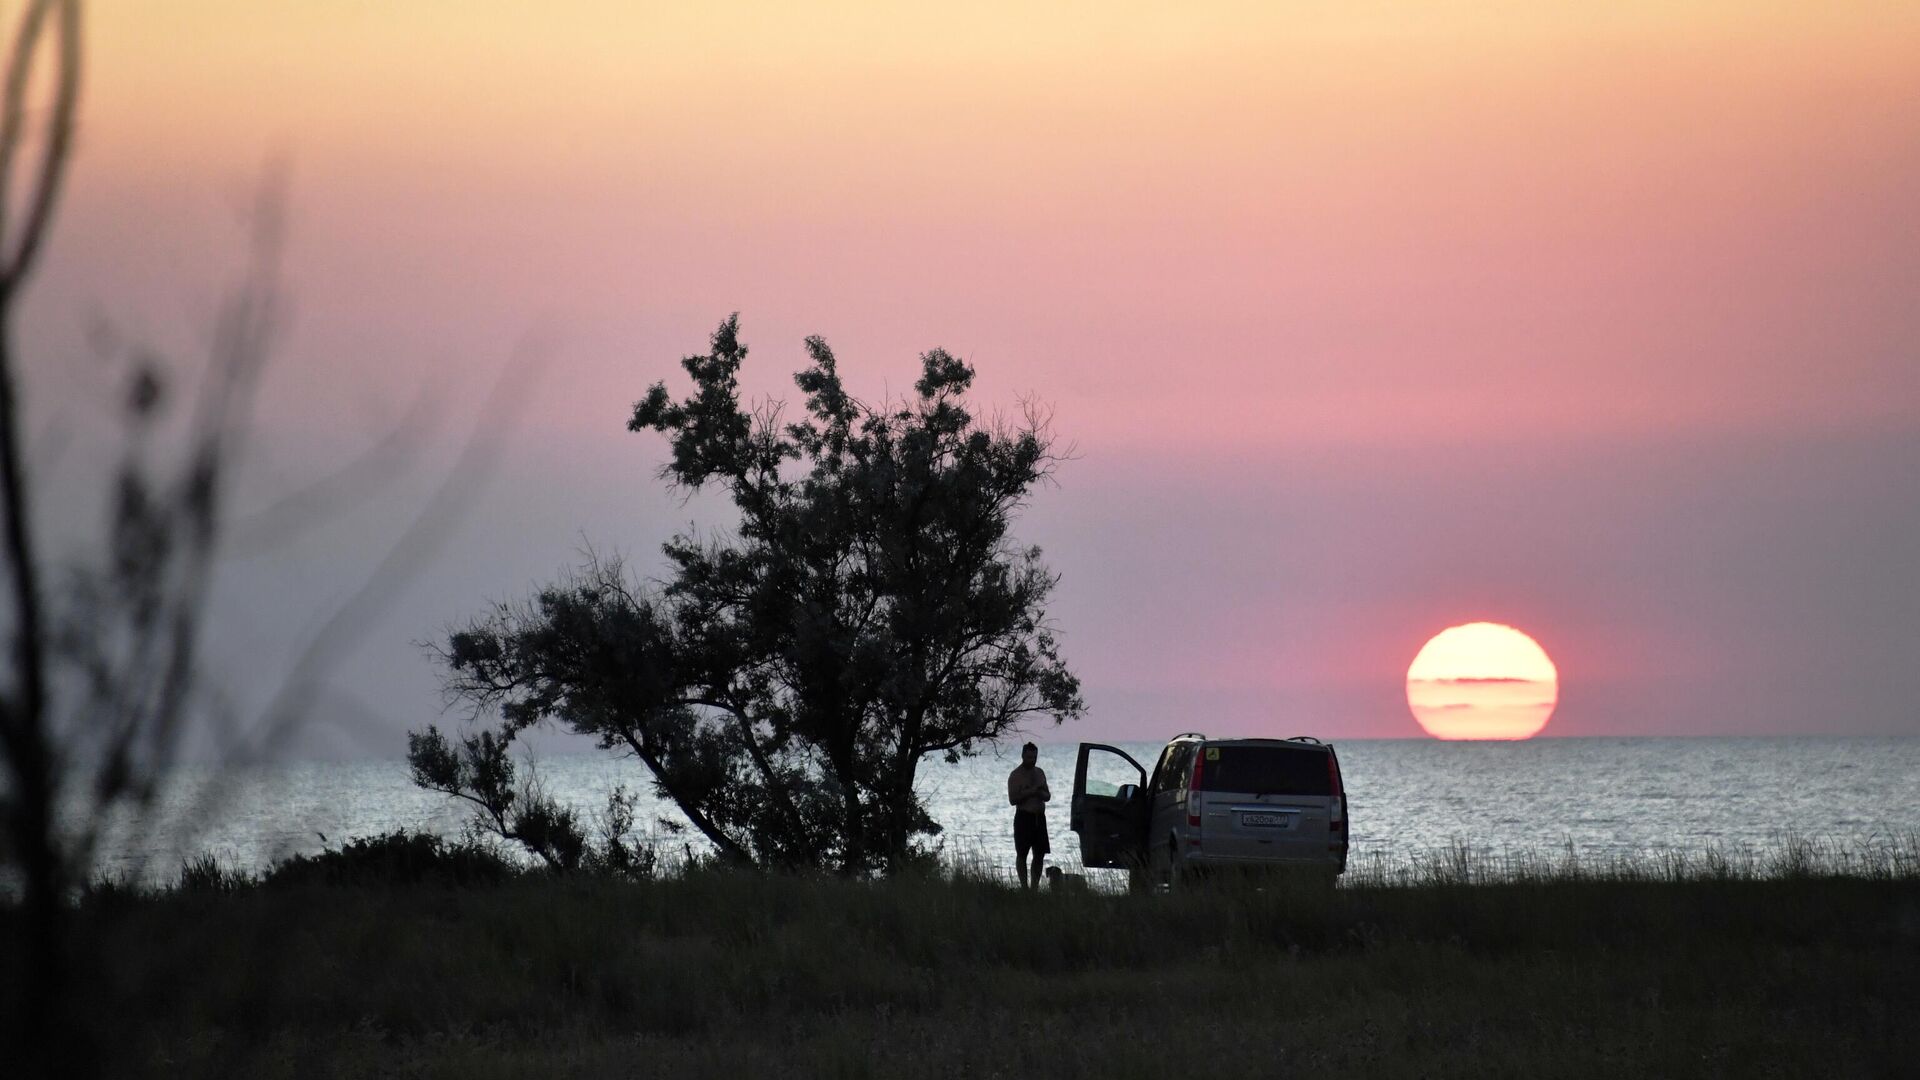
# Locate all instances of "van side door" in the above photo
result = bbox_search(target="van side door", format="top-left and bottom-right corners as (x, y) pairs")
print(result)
(1143, 741), (1183, 865)
(1069, 743), (1148, 868)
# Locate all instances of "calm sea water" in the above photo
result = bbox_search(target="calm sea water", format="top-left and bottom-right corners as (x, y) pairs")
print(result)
(94, 736), (1920, 883)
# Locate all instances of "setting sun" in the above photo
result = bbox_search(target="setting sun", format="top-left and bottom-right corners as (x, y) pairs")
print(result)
(1406, 622), (1559, 740)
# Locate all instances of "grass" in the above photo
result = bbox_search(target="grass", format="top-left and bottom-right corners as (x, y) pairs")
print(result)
(6, 837), (1917, 1078)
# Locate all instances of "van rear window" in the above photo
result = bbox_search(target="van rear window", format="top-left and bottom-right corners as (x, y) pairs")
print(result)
(1200, 746), (1333, 796)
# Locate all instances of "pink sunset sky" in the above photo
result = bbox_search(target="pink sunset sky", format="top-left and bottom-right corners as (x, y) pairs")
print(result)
(24, 2), (1920, 752)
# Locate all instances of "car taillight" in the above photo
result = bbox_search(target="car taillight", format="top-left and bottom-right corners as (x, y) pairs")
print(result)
(1328, 753), (1344, 826)
(1186, 750), (1204, 827)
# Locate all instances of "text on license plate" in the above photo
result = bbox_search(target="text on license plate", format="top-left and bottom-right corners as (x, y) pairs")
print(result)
(1241, 812), (1294, 828)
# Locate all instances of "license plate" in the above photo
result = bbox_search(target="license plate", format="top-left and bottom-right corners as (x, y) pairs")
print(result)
(1241, 812), (1293, 828)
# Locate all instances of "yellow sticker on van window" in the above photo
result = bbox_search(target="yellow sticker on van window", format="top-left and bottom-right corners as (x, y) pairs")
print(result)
(1205, 748), (1220, 761)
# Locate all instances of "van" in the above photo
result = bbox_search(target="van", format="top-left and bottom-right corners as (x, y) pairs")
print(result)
(1069, 733), (1348, 888)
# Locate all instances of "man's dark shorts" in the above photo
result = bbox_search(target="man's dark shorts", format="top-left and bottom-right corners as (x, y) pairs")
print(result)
(1014, 809), (1050, 858)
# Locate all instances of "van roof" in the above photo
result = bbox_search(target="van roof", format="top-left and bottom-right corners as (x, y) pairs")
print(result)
(1170, 733), (1334, 750)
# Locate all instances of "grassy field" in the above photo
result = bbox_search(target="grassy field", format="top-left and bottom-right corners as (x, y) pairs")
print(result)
(6, 840), (1917, 1078)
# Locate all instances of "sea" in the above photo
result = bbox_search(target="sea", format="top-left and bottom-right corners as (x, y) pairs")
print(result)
(87, 735), (1920, 886)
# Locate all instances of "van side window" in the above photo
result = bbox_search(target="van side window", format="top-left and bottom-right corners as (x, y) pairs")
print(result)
(1169, 744), (1194, 796)
(1148, 744), (1177, 795)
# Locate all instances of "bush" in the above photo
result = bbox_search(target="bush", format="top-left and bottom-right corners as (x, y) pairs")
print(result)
(77, 873), (148, 908)
(262, 830), (517, 889)
(176, 854), (252, 894)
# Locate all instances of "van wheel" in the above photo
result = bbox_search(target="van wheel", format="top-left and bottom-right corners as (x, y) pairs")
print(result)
(1167, 841), (1210, 891)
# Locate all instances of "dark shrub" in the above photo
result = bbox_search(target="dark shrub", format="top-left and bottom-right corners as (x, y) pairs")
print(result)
(177, 854), (251, 893)
(263, 830), (516, 889)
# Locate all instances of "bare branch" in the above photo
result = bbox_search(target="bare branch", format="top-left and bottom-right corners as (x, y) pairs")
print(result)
(0, 0), (78, 294)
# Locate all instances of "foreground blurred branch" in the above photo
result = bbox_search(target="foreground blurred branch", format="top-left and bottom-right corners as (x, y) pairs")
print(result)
(0, 1), (85, 1068)
(0, 1), (285, 1067)
(0, 4), (529, 1069)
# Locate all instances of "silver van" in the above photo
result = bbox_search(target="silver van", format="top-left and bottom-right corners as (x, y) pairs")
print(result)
(1069, 733), (1348, 887)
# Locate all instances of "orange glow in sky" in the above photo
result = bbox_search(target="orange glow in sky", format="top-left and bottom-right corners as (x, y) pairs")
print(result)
(1407, 623), (1559, 740)
(21, 2), (1920, 747)
(68, 1), (1920, 449)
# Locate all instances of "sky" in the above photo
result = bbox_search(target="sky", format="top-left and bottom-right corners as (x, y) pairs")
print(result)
(21, 1), (1920, 754)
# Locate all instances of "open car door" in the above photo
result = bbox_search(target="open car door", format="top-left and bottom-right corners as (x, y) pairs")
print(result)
(1070, 743), (1149, 868)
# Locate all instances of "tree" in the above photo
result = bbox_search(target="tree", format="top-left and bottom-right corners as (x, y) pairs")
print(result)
(416, 316), (1083, 873)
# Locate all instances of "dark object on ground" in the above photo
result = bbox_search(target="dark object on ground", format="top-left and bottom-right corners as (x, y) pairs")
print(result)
(1044, 866), (1088, 892)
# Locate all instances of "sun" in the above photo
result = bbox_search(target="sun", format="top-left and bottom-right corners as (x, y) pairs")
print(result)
(1406, 622), (1558, 740)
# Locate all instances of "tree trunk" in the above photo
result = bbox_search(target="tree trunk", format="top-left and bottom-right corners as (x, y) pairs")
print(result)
(884, 702), (927, 873)
(622, 734), (755, 866)
(724, 705), (812, 859)
(828, 738), (864, 873)
(883, 760), (920, 872)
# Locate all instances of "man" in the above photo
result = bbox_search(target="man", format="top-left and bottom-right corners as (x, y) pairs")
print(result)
(1007, 741), (1051, 889)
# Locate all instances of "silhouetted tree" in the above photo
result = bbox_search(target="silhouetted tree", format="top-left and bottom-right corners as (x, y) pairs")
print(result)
(415, 316), (1083, 873)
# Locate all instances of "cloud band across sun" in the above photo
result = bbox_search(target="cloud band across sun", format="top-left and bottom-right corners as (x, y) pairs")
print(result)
(1407, 623), (1558, 740)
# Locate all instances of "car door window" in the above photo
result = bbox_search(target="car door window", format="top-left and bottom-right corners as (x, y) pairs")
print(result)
(1082, 745), (1142, 798)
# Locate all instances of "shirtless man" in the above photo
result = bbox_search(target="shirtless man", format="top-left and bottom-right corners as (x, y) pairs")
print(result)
(1007, 742), (1051, 889)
